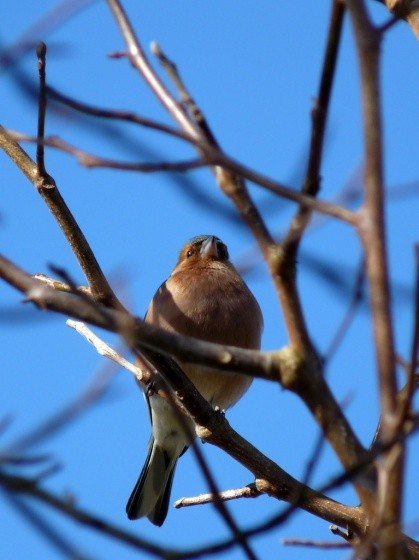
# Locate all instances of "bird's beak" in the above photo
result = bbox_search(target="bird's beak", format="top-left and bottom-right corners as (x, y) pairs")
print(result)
(200, 236), (218, 258)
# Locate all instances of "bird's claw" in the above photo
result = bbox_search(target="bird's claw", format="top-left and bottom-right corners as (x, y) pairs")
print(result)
(213, 405), (226, 416)
(145, 380), (156, 397)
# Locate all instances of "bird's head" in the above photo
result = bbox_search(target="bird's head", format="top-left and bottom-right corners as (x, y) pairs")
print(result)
(176, 235), (230, 271)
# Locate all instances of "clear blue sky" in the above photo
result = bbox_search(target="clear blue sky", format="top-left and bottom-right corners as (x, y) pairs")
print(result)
(1, 1), (418, 559)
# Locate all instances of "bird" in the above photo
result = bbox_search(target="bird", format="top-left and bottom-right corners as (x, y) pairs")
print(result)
(126, 235), (263, 526)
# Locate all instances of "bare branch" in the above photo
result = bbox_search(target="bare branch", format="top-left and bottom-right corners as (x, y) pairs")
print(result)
(0, 253), (278, 381)
(5, 492), (95, 560)
(151, 41), (220, 148)
(3, 358), (117, 456)
(1, 252), (375, 511)
(66, 318), (259, 555)
(36, 42), (48, 179)
(282, 538), (351, 549)
(395, 244), (419, 425)
(346, 0), (403, 553)
(0, 253), (370, 536)
(282, 0), (345, 254)
(6, 131), (208, 172)
(324, 257), (366, 364)
(0, 125), (124, 310)
(6, 127), (356, 224)
(106, 0), (198, 138)
(0, 472), (171, 558)
(3, 4), (419, 557)
(175, 484), (261, 509)
(47, 85), (197, 144)
(66, 320), (141, 378)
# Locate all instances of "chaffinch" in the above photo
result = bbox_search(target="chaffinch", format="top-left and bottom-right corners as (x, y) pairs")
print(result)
(126, 235), (263, 525)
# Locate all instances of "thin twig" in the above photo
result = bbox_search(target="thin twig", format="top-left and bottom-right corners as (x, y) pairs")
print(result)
(7, 130), (207, 172)
(66, 320), (142, 378)
(175, 484), (260, 509)
(0, 0), (96, 70)
(47, 85), (197, 144)
(0, 125), (124, 311)
(6, 127), (357, 223)
(0, 474), (171, 558)
(151, 41), (220, 148)
(396, 244), (419, 426)
(324, 257), (366, 364)
(0, 454), (52, 467)
(33, 272), (91, 295)
(282, 537), (351, 549)
(36, 42), (48, 178)
(282, 0), (345, 255)
(4, 492), (96, 560)
(3, 359), (117, 456)
(0, 44), (128, 311)
(269, 0), (345, 362)
(106, 0), (198, 138)
(149, 40), (274, 242)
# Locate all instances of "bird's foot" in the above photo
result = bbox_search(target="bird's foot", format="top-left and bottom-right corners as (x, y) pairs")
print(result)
(213, 405), (226, 416)
(145, 379), (156, 397)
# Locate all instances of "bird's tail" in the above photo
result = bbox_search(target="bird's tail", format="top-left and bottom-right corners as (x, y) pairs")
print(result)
(126, 437), (178, 526)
